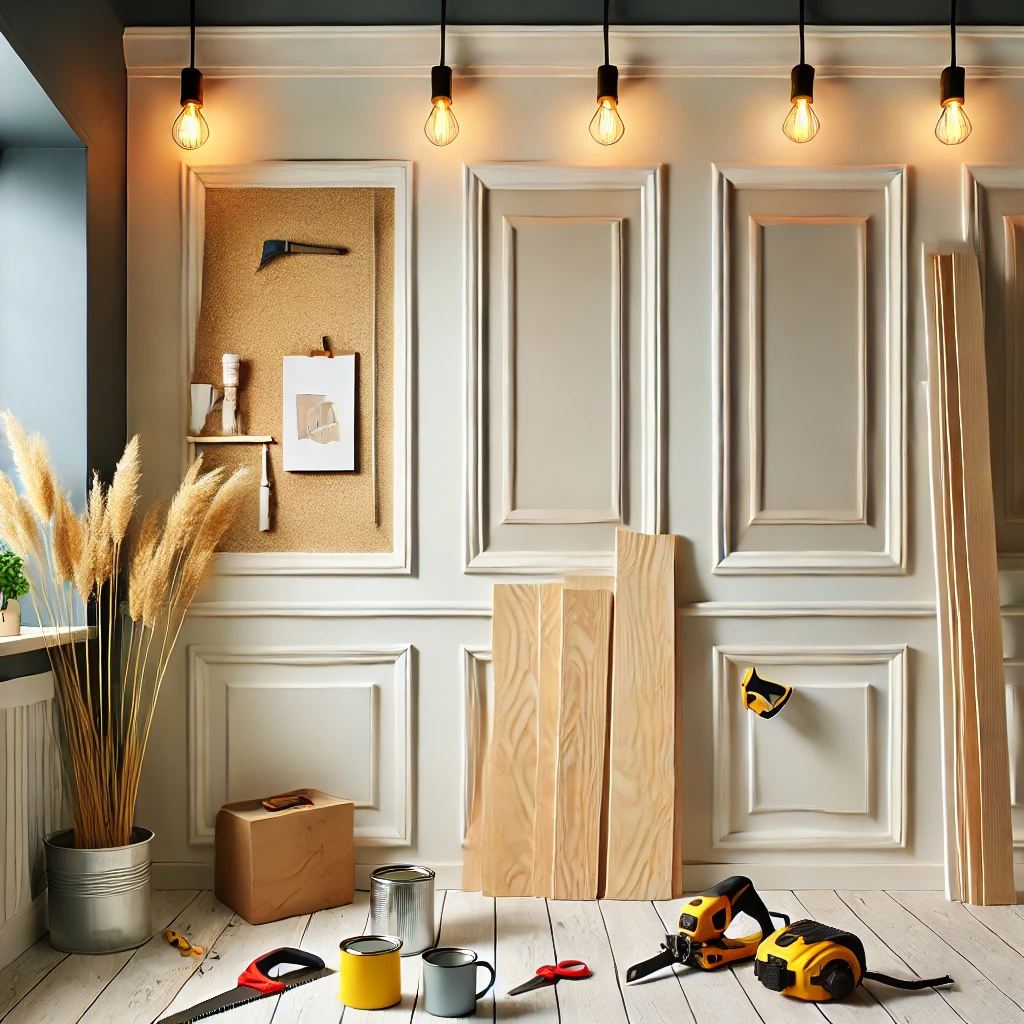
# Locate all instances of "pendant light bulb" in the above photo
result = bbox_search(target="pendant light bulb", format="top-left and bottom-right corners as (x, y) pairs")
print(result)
(935, 97), (971, 145)
(783, 1), (818, 144)
(172, 2), (209, 151)
(936, 4), (970, 145)
(590, 2), (624, 146)
(425, 1), (458, 147)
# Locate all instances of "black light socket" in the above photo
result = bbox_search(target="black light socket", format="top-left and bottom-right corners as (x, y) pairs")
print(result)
(790, 63), (815, 102)
(940, 65), (966, 105)
(180, 66), (203, 107)
(596, 63), (618, 102)
(431, 65), (453, 102)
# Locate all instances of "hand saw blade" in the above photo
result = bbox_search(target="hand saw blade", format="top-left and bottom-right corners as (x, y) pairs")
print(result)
(156, 966), (334, 1024)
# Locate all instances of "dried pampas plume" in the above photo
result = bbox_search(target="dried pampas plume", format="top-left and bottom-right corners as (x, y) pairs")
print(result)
(0, 411), (56, 522)
(107, 435), (140, 544)
(0, 471), (26, 555)
(128, 502), (163, 623)
(53, 493), (83, 585)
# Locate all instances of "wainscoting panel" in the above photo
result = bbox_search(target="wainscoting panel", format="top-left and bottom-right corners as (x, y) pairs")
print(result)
(713, 165), (906, 574)
(1004, 662), (1024, 847)
(187, 645), (411, 847)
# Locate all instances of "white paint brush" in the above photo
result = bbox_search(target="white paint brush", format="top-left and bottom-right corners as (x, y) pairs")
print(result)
(259, 443), (271, 532)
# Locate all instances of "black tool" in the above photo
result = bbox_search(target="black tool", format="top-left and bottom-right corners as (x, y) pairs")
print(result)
(258, 239), (349, 270)
(156, 947), (333, 1023)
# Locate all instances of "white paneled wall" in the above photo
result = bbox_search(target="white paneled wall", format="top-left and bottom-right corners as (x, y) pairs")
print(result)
(124, 25), (1024, 890)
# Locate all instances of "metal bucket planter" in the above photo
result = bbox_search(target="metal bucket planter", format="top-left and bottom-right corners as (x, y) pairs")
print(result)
(44, 827), (154, 953)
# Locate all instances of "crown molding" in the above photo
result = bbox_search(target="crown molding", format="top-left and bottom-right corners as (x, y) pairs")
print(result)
(124, 24), (1024, 80)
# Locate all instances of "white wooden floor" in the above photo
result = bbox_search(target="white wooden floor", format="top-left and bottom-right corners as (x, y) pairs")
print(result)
(1, 889), (1024, 1022)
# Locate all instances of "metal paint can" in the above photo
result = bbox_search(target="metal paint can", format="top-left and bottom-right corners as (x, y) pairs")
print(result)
(338, 935), (403, 1009)
(369, 865), (436, 956)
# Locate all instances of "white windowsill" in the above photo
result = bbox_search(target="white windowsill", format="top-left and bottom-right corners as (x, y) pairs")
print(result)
(0, 625), (93, 657)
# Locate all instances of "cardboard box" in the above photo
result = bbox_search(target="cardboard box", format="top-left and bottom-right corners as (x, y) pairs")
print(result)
(215, 788), (354, 924)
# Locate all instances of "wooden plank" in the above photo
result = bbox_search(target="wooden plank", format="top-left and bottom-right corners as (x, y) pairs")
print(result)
(493, 897), (557, 1022)
(547, 899), (628, 1024)
(837, 889), (1024, 1023)
(533, 582), (562, 898)
(891, 890), (1024, 1010)
(483, 583), (541, 897)
(606, 528), (679, 900)
(79, 889), (234, 1024)
(598, 899), (697, 1024)
(652, 899), (761, 1024)
(0, 938), (67, 1019)
(564, 576), (615, 591)
(796, 889), (962, 1024)
(2, 889), (196, 1024)
(552, 589), (612, 900)
(965, 902), (1024, 957)
(271, 892), (371, 1024)
(160, 908), (311, 1024)
(412, 890), (493, 1023)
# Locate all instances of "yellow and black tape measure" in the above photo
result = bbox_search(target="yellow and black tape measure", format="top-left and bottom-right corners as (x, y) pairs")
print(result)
(742, 667), (792, 719)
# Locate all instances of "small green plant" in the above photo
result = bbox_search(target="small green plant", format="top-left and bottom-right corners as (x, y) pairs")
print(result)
(0, 545), (29, 611)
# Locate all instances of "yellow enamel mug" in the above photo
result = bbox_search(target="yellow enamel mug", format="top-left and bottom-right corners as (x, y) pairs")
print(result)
(339, 935), (403, 1009)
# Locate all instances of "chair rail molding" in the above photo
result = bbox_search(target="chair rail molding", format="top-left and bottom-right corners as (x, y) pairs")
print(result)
(711, 164), (907, 575)
(180, 160), (413, 576)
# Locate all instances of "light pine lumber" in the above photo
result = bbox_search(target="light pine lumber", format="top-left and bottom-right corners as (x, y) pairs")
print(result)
(411, 890), (493, 1023)
(837, 889), (1024, 1024)
(0, 937), (68, 1018)
(160, 907), (311, 1024)
(606, 528), (679, 900)
(652, 899), (762, 1024)
(271, 892), (371, 1024)
(79, 889), (234, 1024)
(547, 899), (628, 1024)
(2, 889), (196, 1024)
(483, 583), (542, 897)
(533, 582), (562, 898)
(598, 898), (697, 1024)
(563, 576), (615, 591)
(493, 897), (558, 1022)
(552, 588), (612, 900)
(796, 889), (962, 1024)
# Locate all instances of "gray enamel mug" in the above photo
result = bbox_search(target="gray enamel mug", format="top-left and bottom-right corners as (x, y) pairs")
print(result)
(421, 947), (496, 1017)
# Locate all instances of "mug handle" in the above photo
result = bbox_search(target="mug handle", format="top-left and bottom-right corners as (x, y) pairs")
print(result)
(475, 960), (496, 1000)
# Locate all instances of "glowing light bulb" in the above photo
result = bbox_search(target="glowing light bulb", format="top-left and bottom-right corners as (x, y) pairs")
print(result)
(935, 98), (971, 146)
(590, 96), (625, 146)
(783, 96), (819, 144)
(424, 96), (459, 147)
(172, 101), (209, 150)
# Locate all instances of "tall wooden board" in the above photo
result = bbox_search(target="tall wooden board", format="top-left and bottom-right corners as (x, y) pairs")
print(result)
(605, 528), (679, 900)
(532, 583), (562, 897)
(563, 576), (615, 591)
(552, 588), (612, 899)
(482, 583), (541, 897)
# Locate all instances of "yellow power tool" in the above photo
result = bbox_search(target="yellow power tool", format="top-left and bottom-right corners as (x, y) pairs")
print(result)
(742, 667), (792, 719)
(626, 876), (789, 982)
(755, 920), (954, 1001)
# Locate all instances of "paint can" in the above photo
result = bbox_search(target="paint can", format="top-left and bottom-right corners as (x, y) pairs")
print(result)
(338, 935), (403, 1009)
(369, 865), (436, 956)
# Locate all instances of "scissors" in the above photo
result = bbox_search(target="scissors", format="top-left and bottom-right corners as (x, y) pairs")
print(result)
(508, 960), (592, 996)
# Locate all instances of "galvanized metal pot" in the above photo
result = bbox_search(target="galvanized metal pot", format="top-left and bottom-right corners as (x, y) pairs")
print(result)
(44, 827), (154, 954)
(369, 865), (435, 956)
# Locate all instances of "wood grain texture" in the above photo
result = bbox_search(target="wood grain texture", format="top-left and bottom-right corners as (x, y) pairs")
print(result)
(483, 584), (542, 897)
(0, 938), (67, 1019)
(606, 528), (679, 900)
(532, 583), (562, 898)
(552, 588), (612, 900)
(493, 898), (558, 1022)
(563, 576), (615, 591)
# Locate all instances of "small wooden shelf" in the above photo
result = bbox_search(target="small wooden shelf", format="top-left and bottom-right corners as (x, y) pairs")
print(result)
(187, 435), (275, 445)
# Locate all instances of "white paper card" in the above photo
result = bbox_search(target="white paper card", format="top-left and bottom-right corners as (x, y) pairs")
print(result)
(282, 354), (357, 472)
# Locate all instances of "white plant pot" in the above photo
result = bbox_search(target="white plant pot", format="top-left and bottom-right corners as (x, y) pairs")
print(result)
(0, 598), (20, 637)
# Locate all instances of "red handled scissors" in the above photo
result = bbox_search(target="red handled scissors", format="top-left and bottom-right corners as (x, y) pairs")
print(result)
(508, 960), (592, 996)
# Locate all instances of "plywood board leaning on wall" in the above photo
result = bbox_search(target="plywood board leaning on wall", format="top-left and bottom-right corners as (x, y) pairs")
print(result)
(532, 582), (562, 897)
(605, 528), (680, 901)
(192, 186), (395, 553)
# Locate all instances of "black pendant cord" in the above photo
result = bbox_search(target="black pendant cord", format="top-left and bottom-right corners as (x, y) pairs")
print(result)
(440, 0), (446, 68)
(603, 0), (610, 66)
(950, 0), (957, 67)
(798, 0), (805, 65)
(189, 0), (196, 70)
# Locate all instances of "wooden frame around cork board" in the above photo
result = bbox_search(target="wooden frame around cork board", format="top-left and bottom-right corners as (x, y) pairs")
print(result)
(182, 162), (411, 573)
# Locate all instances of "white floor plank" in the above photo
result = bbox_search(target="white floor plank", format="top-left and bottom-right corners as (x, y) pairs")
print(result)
(493, 897), (557, 1022)
(413, 890), (491, 1023)
(652, 900), (763, 1024)
(158, 909), (311, 1024)
(548, 900), (628, 1024)
(796, 889), (962, 1024)
(965, 902), (1024, 957)
(0, 936), (67, 1018)
(2, 890), (196, 1024)
(891, 890), (1024, 1012)
(268, 892), (371, 1024)
(838, 890), (1024, 1024)
(79, 889), (234, 1024)
(599, 899), (697, 1024)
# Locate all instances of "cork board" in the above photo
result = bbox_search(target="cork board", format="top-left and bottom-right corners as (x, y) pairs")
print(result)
(192, 186), (394, 553)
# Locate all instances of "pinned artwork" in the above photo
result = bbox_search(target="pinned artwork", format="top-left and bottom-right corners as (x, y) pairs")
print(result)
(282, 354), (357, 472)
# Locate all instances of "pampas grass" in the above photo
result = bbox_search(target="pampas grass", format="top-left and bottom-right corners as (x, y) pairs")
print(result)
(0, 413), (248, 849)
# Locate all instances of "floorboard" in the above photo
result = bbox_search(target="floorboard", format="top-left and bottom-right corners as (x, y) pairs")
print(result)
(494, 897), (557, 1023)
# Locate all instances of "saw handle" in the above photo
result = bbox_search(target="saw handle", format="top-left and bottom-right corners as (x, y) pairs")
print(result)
(238, 948), (326, 995)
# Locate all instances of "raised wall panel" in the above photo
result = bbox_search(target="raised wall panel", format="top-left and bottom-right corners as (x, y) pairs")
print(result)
(713, 165), (906, 574)
(461, 646), (493, 890)
(712, 645), (906, 849)
(1004, 663), (1024, 847)
(464, 164), (662, 575)
(187, 645), (412, 847)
